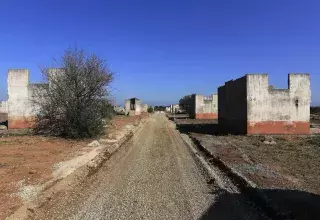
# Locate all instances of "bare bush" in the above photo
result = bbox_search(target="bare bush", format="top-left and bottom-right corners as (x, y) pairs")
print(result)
(32, 48), (114, 138)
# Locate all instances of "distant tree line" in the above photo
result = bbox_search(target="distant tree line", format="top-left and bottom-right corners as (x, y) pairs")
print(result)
(154, 106), (166, 111)
(311, 106), (320, 114)
(179, 95), (194, 112)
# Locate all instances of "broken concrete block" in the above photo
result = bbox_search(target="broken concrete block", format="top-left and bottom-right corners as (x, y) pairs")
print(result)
(87, 140), (100, 147)
(262, 136), (277, 145)
(0, 125), (7, 130)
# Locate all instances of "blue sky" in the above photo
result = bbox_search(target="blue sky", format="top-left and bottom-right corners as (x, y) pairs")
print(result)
(0, 0), (319, 106)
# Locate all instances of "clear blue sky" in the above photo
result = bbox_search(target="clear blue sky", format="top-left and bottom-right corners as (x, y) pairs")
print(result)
(0, 0), (319, 106)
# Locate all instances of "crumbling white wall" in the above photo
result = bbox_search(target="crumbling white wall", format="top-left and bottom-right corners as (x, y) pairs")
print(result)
(7, 69), (34, 128)
(247, 74), (310, 122)
(0, 100), (8, 113)
(134, 99), (141, 115)
(191, 94), (218, 119)
(7, 68), (57, 128)
(124, 99), (131, 115)
(246, 73), (310, 134)
(195, 94), (218, 114)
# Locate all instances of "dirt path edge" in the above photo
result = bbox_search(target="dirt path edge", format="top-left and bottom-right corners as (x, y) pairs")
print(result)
(6, 117), (148, 220)
(175, 126), (292, 220)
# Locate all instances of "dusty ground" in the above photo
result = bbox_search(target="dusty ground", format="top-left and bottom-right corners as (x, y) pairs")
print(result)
(190, 133), (320, 194)
(29, 113), (267, 220)
(176, 117), (320, 219)
(0, 115), (144, 220)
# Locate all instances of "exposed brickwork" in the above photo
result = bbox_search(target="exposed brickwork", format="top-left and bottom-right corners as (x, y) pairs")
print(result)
(195, 113), (218, 119)
(247, 121), (310, 135)
(8, 116), (35, 129)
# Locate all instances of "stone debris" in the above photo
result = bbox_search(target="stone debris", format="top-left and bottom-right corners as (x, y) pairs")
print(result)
(99, 138), (117, 144)
(262, 136), (277, 145)
(87, 140), (100, 147)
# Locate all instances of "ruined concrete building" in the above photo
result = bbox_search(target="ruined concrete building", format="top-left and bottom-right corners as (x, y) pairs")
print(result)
(192, 94), (218, 119)
(125, 98), (142, 116)
(7, 69), (38, 128)
(180, 94), (218, 119)
(218, 74), (310, 134)
(170, 104), (180, 114)
(5, 68), (60, 129)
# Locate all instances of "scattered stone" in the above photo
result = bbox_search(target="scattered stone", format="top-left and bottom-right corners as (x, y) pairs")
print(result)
(17, 181), (44, 202)
(262, 136), (277, 145)
(99, 138), (117, 144)
(87, 140), (100, 147)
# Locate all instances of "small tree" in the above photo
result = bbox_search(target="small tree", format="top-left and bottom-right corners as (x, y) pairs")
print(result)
(32, 48), (114, 138)
(147, 106), (154, 113)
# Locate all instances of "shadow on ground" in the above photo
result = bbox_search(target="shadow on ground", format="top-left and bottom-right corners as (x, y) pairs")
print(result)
(176, 123), (220, 135)
(200, 189), (320, 220)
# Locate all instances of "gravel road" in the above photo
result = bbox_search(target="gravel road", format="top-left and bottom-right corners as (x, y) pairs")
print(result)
(32, 113), (267, 220)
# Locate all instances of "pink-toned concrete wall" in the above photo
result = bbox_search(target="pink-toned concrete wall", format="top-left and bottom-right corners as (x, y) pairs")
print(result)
(195, 113), (218, 119)
(8, 116), (35, 129)
(247, 74), (310, 135)
(247, 121), (310, 135)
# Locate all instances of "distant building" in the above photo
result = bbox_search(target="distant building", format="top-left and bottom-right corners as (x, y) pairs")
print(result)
(179, 94), (218, 119)
(125, 98), (142, 116)
(170, 104), (180, 114)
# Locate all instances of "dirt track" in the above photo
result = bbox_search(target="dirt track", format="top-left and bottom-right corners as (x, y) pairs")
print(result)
(31, 114), (266, 220)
